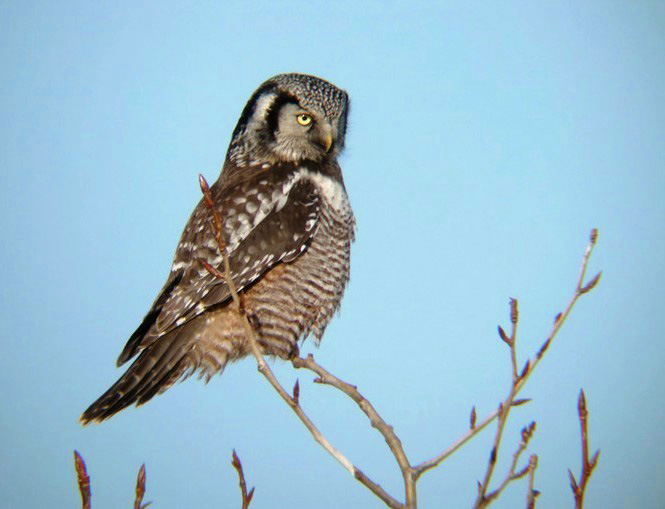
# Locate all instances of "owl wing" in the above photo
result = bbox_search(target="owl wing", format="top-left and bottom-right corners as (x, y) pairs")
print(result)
(116, 176), (320, 365)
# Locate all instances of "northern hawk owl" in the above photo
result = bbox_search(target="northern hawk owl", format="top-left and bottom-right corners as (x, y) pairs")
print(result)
(81, 73), (355, 424)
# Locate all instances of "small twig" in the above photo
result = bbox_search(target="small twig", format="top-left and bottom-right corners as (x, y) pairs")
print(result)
(568, 390), (600, 509)
(475, 230), (599, 508)
(134, 464), (150, 509)
(231, 450), (255, 509)
(73, 451), (91, 509)
(526, 454), (539, 509)
(484, 422), (536, 503)
(198, 175), (407, 509)
(415, 230), (600, 504)
(473, 296), (523, 508)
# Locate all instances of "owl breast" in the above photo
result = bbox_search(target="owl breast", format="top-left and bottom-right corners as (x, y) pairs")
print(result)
(244, 169), (355, 357)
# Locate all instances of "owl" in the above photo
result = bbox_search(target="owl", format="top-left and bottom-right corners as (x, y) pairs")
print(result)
(81, 73), (355, 424)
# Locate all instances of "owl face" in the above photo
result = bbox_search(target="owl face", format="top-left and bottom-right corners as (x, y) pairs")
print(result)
(228, 74), (349, 166)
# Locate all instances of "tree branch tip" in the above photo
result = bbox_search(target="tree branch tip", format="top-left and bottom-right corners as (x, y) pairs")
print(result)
(590, 228), (598, 245)
(73, 450), (91, 509)
(73, 450), (87, 473)
(578, 389), (587, 413)
(509, 298), (519, 324)
(198, 173), (210, 192)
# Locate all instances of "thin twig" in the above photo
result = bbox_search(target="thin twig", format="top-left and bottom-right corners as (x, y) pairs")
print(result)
(526, 454), (538, 509)
(568, 390), (600, 509)
(483, 421), (536, 503)
(231, 450), (255, 509)
(73, 451), (91, 509)
(473, 297), (522, 508)
(416, 230), (600, 500)
(198, 175), (407, 509)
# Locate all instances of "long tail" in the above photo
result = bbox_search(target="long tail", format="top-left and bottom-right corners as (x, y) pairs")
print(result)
(80, 325), (195, 425)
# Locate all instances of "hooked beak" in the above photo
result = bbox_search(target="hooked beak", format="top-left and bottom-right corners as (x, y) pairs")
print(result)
(320, 124), (334, 152)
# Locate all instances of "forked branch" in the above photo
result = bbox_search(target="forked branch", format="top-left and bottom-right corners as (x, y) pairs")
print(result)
(568, 390), (600, 509)
(198, 175), (408, 508)
(199, 173), (601, 509)
(73, 451), (150, 509)
(231, 450), (255, 509)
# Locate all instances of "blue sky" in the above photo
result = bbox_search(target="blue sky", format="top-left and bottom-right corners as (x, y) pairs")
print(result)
(1, 1), (664, 507)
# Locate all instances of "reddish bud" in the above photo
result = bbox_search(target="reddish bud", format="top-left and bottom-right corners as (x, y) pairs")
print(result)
(498, 325), (511, 345)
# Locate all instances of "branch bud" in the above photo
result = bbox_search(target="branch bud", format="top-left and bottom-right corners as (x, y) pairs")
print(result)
(293, 379), (300, 405)
(510, 298), (518, 324)
(498, 325), (512, 345)
(580, 271), (602, 294)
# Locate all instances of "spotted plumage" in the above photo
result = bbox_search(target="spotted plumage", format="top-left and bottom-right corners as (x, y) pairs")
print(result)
(81, 73), (355, 424)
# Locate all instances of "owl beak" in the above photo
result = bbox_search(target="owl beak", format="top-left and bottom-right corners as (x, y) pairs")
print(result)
(324, 132), (333, 152)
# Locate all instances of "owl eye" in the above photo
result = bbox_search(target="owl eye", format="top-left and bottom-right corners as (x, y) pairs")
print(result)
(296, 113), (312, 126)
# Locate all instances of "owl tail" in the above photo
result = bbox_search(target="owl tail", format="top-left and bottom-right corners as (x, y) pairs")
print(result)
(80, 325), (194, 425)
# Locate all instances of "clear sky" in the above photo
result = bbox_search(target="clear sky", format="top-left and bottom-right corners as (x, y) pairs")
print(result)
(1, 1), (664, 508)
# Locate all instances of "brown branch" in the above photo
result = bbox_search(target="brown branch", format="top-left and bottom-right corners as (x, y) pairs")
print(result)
(292, 354), (415, 506)
(526, 454), (539, 509)
(198, 175), (407, 509)
(568, 390), (600, 509)
(471, 230), (600, 508)
(483, 421), (536, 504)
(134, 463), (150, 509)
(199, 174), (600, 508)
(73, 451), (91, 509)
(231, 450), (255, 509)
(473, 296), (523, 508)
(416, 229), (600, 502)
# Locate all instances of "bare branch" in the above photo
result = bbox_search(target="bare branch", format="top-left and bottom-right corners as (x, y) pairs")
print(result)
(198, 175), (600, 509)
(73, 451), (91, 509)
(484, 422), (536, 503)
(569, 390), (600, 508)
(292, 354), (415, 506)
(413, 404), (506, 478)
(231, 450), (255, 509)
(198, 175), (407, 509)
(526, 455), (539, 509)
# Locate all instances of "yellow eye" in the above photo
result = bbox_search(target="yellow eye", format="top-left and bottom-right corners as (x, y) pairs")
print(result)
(296, 113), (312, 126)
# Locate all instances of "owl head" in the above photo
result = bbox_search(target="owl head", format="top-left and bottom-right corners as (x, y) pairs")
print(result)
(227, 73), (350, 166)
